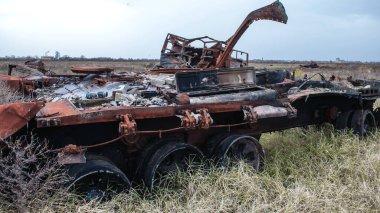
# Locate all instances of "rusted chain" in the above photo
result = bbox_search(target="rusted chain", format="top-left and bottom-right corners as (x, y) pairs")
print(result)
(48, 122), (252, 153)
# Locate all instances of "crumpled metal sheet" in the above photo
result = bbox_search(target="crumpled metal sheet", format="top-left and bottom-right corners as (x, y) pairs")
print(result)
(189, 89), (277, 104)
(0, 101), (45, 140)
(215, 0), (288, 68)
(253, 105), (288, 119)
(287, 88), (360, 103)
(0, 74), (22, 91)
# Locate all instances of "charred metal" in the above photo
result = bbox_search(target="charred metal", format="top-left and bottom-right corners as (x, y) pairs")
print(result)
(0, 0), (379, 198)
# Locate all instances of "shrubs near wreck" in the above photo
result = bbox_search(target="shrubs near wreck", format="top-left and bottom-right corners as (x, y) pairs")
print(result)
(4, 127), (374, 212)
(0, 80), (26, 104)
(0, 137), (70, 213)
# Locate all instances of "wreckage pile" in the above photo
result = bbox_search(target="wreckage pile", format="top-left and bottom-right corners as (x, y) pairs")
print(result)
(31, 68), (177, 109)
(1, 1), (380, 202)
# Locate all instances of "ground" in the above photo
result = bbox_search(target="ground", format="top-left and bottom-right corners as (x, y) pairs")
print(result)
(0, 60), (379, 212)
(1, 60), (380, 79)
(38, 128), (380, 212)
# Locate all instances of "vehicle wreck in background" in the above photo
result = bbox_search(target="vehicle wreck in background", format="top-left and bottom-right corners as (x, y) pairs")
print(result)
(0, 0), (379, 198)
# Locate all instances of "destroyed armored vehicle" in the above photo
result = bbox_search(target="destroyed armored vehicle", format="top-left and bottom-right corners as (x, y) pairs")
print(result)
(0, 1), (379, 198)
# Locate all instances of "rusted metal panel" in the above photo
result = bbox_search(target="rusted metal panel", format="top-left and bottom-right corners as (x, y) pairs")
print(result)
(215, 0), (288, 68)
(287, 89), (361, 103)
(35, 99), (281, 128)
(0, 74), (59, 94)
(0, 101), (45, 140)
(57, 144), (86, 165)
(154, 1), (287, 71)
(37, 99), (79, 118)
(158, 33), (248, 69)
(0, 74), (22, 91)
(174, 68), (256, 93)
(252, 105), (288, 119)
(189, 89), (277, 104)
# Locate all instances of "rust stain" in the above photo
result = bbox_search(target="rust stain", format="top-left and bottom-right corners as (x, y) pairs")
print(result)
(215, 0), (288, 68)
(0, 101), (45, 140)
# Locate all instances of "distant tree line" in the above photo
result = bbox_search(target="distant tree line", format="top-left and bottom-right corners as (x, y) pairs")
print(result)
(0, 55), (159, 62)
(0, 55), (378, 64)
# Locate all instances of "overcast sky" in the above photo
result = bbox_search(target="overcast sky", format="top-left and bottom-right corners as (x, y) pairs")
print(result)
(0, 0), (379, 61)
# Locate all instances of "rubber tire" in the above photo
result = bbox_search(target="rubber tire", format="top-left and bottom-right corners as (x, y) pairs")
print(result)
(134, 138), (180, 181)
(68, 159), (131, 200)
(213, 134), (265, 171)
(143, 142), (203, 190)
(206, 133), (230, 158)
(206, 133), (262, 158)
(335, 110), (353, 130)
(350, 110), (377, 137)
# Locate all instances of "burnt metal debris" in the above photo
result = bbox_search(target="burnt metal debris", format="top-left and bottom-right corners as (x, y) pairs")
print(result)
(300, 61), (319, 69)
(157, 0), (287, 70)
(0, 0), (379, 198)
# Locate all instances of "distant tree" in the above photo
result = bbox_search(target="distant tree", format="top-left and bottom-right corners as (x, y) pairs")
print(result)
(61, 55), (70, 60)
(54, 51), (60, 60)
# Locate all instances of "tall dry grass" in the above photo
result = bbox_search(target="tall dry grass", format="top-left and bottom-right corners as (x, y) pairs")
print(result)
(374, 99), (380, 109)
(0, 80), (26, 104)
(0, 138), (71, 213)
(17, 126), (379, 213)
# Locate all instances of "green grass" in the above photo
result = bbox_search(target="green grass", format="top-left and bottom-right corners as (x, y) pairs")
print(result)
(31, 126), (380, 213)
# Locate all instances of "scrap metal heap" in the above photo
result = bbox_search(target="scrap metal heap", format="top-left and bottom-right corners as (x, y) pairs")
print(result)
(155, 0), (287, 71)
(32, 69), (173, 108)
(0, 0), (379, 199)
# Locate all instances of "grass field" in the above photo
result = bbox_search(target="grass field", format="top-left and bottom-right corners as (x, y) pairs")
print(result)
(31, 127), (380, 212)
(0, 60), (379, 212)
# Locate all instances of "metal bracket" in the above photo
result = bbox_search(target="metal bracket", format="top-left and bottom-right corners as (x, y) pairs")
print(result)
(38, 118), (61, 127)
(118, 114), (137, 135)
(57, 144), (86, 165)
(242, 105), (258, 124)
(196, 108), (213, 129)
(179, 110), (197, 130)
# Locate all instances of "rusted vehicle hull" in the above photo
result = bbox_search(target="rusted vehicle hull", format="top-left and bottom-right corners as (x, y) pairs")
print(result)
(1, 0), (379, 199)
(0, 101), (45, 140)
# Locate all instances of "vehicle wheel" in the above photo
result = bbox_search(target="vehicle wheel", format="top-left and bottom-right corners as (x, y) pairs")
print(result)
(68, 159), (131, 200)
(350, 110), (377, 137)
(335, 110), (353, 130)
(135, 137), (184, 181)
(212, 134), (265, 171)
(206, 133), (229, 158)
(206, 133), (262, 157)
(134, 139), (174, 181)
(143, 142), (203, 190)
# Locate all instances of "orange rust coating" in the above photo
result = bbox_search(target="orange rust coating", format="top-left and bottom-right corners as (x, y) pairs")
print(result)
(36, 100), (78, 118)
(36, 99), (283, 128)
(0, 101), (45, 140)
(0, 74), (58, 93)
(0, 74), (24, 91)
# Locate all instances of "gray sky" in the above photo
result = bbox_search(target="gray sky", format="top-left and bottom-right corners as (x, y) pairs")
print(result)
(0, 0), (379, 61)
